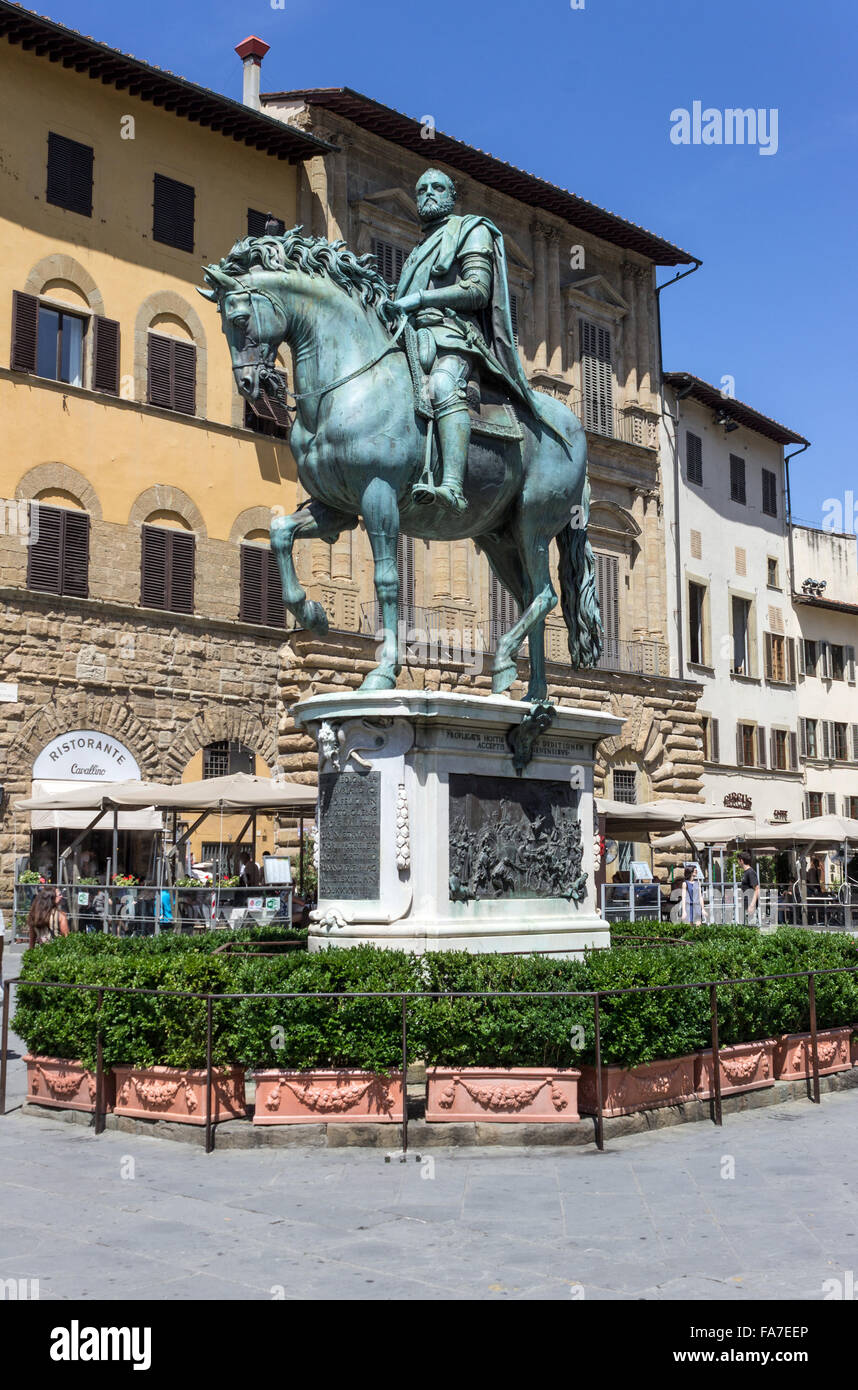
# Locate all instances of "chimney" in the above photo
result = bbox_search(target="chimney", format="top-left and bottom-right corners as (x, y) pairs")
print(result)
(235, 36), (270, 110)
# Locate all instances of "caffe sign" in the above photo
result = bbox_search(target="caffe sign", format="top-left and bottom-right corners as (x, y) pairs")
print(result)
(33, 731), (141, 782)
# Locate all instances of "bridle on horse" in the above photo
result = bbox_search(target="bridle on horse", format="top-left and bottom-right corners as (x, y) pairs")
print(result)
(225, 284), (407, 408)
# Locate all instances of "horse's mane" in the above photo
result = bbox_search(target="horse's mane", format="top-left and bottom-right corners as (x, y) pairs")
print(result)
(219, 229), (398, 328)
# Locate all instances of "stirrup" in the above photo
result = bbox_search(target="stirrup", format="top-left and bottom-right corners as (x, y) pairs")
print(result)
(411, 481), (436, 506)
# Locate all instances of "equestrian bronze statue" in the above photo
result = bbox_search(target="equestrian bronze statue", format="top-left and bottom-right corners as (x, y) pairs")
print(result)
(199, 170), (602, 701)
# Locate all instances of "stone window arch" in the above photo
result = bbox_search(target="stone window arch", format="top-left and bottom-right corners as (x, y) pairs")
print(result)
(134, 291), (207, 416)
(24, 254), (106, 318)
(14, 463), (102, 519)
(229, 506), (276, 546)
(128, 486), (207, 538)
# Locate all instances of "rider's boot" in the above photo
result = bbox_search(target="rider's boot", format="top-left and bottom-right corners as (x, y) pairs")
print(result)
(432, 401), (470, 514)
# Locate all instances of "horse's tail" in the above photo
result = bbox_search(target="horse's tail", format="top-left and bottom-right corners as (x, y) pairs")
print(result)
(556, 477), (603, 668)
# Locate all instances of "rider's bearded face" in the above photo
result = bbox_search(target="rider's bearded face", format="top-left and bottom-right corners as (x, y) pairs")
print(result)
(416, 172), (456, 225)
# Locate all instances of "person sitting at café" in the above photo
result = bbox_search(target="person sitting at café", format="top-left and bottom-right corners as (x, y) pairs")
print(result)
(239, 851), (262, 888)
(26, 886), (69, 948)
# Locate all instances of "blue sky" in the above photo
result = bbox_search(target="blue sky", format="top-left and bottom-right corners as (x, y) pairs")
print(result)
(37, 0), (857, 529)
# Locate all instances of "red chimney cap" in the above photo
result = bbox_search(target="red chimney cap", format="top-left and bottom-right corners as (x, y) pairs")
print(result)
(235, 36), (270, 62)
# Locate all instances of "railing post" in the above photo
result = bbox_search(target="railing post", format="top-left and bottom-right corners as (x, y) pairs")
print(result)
(0, 979), (10, 1116)
(593, 992), (604, 1152)
(709, 983), (722, 1126)
(808, 973), (820, 1104)
(205, 994), (214, 1153)
(401, 995), (408, 1156)
(629, 881), (636, 925)
(94, 987), (105, 1135)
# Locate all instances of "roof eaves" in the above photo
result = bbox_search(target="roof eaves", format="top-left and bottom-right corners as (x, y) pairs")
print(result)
(266, 86), (697, 266)
(664, 371), (809, 447)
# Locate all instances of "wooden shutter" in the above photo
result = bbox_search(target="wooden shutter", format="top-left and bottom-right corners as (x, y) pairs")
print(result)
(247, 208), (283, 239)
(266, 549), (284, 626)
(827, 793), (837, 814)
(822, 721), (831, 758)
(11, 291), (38, 371)
(91, 316), (120, 394)
(147, 333), (173, 409)
(594, 551), (619, 653)
(141, 525), (168, 608)
(148, 334), (196, 414)
(799, 718), (807, 758)
(789, 731), (798, 770)
(757, 726), (767, 768)
(786, 637), (796, 684)
(26, 503), (62, 592)
(579, 319), (613, 436)
(168, 531), (195, 613)
(46, 132), (93, 217)
(372, 239), (406, 288)
(240, 544), (265, 624)
(736, 724), (745, 767)
(797, 639), (805, 677)
(846, 645), (856, 685)
(26, 504), (88, 596)
(761, 468), (777, 517)
(764, 631), (773, 680)
(851, 724), (858, 761)
(729, 454), (746, 504)
(60, 510), (89, 597)
(820, 641), (832, 679)
(172, 340), (196, 415)
(153, 173), (195, 253)
(686, 431), (703, 485)
(710, 717), (720, 763)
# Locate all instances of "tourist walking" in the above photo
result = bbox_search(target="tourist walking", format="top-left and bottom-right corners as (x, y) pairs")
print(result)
(680, 863), (707, 924)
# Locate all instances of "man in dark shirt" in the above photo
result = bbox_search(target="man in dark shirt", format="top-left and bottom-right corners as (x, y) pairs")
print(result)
(739, 852), (760, 923)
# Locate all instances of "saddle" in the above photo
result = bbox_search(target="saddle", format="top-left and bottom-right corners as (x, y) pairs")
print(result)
(402, 321), (523, 443)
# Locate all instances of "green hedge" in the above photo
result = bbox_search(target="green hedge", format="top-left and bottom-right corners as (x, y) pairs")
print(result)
(12, 926), (858, 1073)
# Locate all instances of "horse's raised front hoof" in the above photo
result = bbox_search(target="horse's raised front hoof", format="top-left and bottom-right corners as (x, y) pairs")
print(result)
(492, 661), (518, 695)
(296, 599), (329, 635)
(359, 667), (398, 692)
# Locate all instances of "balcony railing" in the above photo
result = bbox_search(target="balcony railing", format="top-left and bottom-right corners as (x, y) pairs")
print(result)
(360, 603), (670, 678)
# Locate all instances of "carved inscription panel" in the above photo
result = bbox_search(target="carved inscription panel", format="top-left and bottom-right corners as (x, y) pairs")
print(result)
(319, 771), (381, 900)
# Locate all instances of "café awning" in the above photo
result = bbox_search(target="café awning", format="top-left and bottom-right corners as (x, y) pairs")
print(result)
(16, 772), (318, 817)
(27, 780), (164, 832)
(596, 798), (736, 841)
(652, 814), (858, 852)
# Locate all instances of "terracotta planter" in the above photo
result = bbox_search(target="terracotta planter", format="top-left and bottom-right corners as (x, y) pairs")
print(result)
(696, 1039), (777, 1100)
(426, 1067), (580, 1123)
(851, 1031), (858, 1068)
(774, 1027), (853, 1081)
(112, 1066), (246, 1125)
(25, 1055), (114, 1113)
(578, 1055), (697, 1117)
(253, 1070), (403, 1124)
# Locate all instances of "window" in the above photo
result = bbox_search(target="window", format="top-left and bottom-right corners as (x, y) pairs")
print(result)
(243, 372), (291, 439)
(594, 551), (619, 657)
(200, 841), (252, 872)
(803, 639), (817, 676)
(848, 797), (858, 820)
(831, 644), (845, 681)
(203, 740), (254, 780)
(147, 333), (196, 414)
(510, 293), (520, 346)
(737, 723), (756, 767)
(767, 557), (779, 588)
(153, 173), (195, 253)
(612, 770), (637, 804)
(686, 431), (703, 486)
(46, 132), (93, 216)
(579, 319), (613, 436)
(771, 728), (789, 771)
(702, 716), (720, 763)
(800, 718), (818, 759)
(239, 544), (285, 627)
(489, 572), (519, 644)
(26, 504), (89, 598)
(688, 581), (707, 665)
(764, 632), (794, 683)
(35, 304), (84, 386)
(397, 534), (415, 613)
(806, 792), (823, 818)
(247, 208), (284, 238)
(762, 468), (778, 517)
(10, 293), (118, 394)
(140, 524), (195, 613)
(832, 722), (848, 761)
(729, 454), (746, 504)
(731, 596), (753, 675)
(372, 238), (406, 288)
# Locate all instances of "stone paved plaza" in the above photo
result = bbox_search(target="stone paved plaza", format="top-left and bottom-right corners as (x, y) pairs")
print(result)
(2, 1022), (856, 1301)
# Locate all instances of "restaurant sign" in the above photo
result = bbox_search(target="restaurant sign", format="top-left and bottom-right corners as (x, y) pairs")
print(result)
(33, 731), (141, 782)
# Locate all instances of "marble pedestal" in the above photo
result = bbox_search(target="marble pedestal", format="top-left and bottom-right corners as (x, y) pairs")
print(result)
(292, 691), (622, 957)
